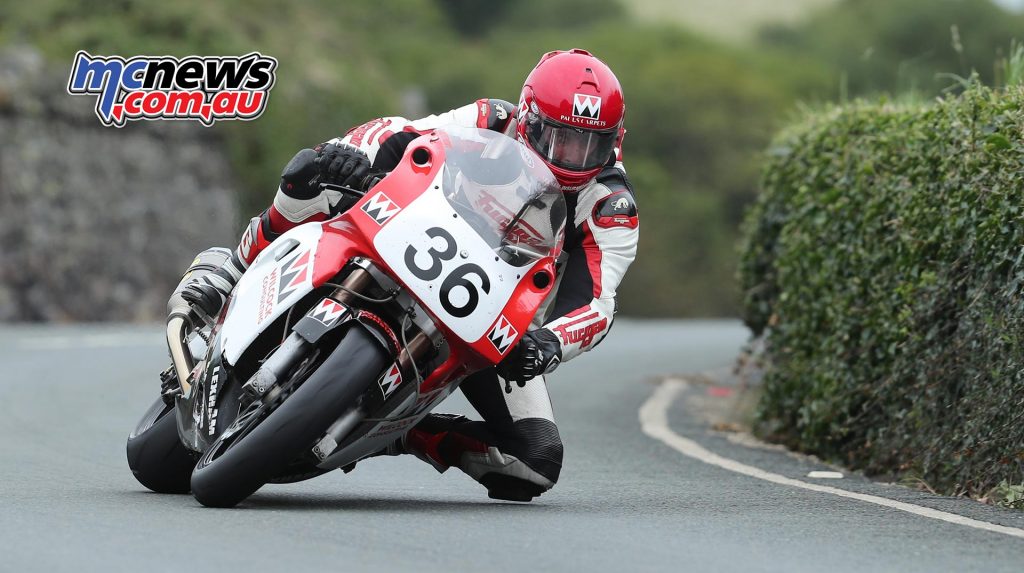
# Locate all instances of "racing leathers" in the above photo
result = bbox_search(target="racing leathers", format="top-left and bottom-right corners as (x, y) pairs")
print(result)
(203, 99), (639, 501)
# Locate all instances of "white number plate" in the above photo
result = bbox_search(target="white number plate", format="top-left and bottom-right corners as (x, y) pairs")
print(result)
(372, 179), (523, 343)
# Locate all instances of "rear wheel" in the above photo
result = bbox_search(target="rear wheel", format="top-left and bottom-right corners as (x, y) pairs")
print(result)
(190, 326), (389, 508)
(126, 398), (196, 494)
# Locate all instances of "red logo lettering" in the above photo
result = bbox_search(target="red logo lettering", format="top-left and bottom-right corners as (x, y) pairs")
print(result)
(552, 312), (608, 349)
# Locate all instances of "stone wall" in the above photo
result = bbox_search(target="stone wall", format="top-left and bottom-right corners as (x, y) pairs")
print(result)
(0, 48), (240, 321)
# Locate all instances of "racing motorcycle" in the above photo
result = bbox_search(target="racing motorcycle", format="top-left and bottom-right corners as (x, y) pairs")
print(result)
(126, 126), (566, 507)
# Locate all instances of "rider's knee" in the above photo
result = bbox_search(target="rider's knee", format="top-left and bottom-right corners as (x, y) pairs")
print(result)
(514, 418), (564, 485)
(477, 419), (564, 501)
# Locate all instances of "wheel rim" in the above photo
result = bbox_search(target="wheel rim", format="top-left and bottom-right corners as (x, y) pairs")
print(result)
(195, 348), (323, 470)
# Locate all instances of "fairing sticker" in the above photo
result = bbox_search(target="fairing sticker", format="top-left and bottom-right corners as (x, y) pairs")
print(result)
(221, 224), (323, 363)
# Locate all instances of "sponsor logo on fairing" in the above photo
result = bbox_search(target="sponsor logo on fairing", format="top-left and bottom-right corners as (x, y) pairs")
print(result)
(410, 387), (450, 416)
(487, 315), (519, 355)
(257, 268), (279, 323)
(277, 250), (312, 303)
(360, 192), (401, 226)
(207, 365), (221, 435)
(377, 364), (403, 398)
(308, 298), (347, 327)
(366, 416), (418, 438)
(67, 51), (277, 127)
(477, 190), (546, 247)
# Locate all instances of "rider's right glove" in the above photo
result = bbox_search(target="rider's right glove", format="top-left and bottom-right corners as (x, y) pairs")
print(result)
(496, 328), (562, 391)
(315, 143), (372, 189)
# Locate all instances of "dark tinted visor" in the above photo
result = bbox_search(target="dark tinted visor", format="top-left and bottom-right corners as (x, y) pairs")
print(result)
(525, 116), (617, 172)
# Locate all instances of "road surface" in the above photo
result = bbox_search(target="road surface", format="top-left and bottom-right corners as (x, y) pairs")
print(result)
(1, 320), (1021, 572)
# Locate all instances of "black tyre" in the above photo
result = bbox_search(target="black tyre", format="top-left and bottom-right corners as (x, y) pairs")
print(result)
(190, 326), (388, 508)
(126, 398), (196, 494)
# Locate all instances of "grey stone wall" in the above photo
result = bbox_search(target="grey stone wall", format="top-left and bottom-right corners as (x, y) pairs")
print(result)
(0, 48), (240, 321)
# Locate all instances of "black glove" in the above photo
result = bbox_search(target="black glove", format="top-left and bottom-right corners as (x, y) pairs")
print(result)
(496, 328), (562, 390)
(315, 143), (372, 189)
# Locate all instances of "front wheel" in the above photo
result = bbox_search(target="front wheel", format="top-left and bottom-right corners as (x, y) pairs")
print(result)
(126, 398), (196, 494)
(190, 326), (389, 508)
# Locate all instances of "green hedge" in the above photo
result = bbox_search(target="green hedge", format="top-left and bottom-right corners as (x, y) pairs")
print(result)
(739, 83), (1024, 496)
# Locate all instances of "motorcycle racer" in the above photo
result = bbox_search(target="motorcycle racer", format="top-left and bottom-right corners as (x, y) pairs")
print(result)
(182, 49), (639, 501)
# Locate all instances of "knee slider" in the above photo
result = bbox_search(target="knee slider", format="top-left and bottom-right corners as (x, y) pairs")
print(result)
(513, 418), (564, 484)
(480, 474), (548, 502)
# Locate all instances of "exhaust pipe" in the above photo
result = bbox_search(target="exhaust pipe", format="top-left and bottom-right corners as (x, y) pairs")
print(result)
(166, 315), (195, 395)
(165, 248), (233, 396)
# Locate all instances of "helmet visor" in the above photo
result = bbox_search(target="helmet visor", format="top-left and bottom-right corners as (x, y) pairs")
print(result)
(525, 117), (617, 172)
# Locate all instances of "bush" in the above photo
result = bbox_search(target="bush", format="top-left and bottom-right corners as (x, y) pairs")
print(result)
(739, 81), (1024, 496)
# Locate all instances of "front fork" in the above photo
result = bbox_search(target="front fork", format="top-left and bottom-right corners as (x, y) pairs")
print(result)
(234, 266), (374, 407)
(165, 261), (438, 457)
(237, 264), (436, 408)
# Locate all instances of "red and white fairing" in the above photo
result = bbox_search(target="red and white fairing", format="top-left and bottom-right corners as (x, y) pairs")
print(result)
(373, 169), (535, 344)
(221, 224), (323, 363)
(219, 128), (565, 447)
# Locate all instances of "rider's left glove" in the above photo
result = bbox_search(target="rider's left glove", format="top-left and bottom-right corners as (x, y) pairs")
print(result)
(496, 328), (562, 388)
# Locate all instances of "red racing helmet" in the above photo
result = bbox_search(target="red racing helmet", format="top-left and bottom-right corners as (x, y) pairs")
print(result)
(516, 49), (625, 190)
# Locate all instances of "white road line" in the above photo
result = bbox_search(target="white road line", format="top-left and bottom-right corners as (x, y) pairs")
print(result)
(639, 379), (1024, 540)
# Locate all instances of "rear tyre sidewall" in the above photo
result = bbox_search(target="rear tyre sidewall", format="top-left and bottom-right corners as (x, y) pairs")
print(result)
(126, 398), (196, 494)
(190, 326), (388, 508)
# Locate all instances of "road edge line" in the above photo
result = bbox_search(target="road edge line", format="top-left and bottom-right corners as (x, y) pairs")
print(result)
(639, 379), (1024, 540)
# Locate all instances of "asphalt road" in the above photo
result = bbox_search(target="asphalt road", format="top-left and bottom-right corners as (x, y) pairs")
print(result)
(1, 320), (1022, 572)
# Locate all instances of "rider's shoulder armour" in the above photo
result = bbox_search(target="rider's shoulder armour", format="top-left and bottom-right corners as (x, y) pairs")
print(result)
(590, 166), (638, 230)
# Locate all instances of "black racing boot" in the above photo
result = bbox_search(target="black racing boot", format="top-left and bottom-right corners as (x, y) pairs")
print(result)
(180, 259), (244, 321)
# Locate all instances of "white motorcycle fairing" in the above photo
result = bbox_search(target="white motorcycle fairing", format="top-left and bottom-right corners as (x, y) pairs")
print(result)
(220, 223), (324, 364)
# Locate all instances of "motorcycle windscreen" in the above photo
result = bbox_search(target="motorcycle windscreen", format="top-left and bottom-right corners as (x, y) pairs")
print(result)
(372, 127), (566, 345)
(438, 126), (566, 258)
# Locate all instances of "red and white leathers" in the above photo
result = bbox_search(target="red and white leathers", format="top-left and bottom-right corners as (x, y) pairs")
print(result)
(224, 98), (639, 501)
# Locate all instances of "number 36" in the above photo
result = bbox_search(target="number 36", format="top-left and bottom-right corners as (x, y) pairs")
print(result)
(404, 227), (491, 318)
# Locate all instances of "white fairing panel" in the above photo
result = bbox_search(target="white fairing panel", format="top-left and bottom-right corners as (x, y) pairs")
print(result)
(221, 224), (324, 364)
(373, 174), (529, 344)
